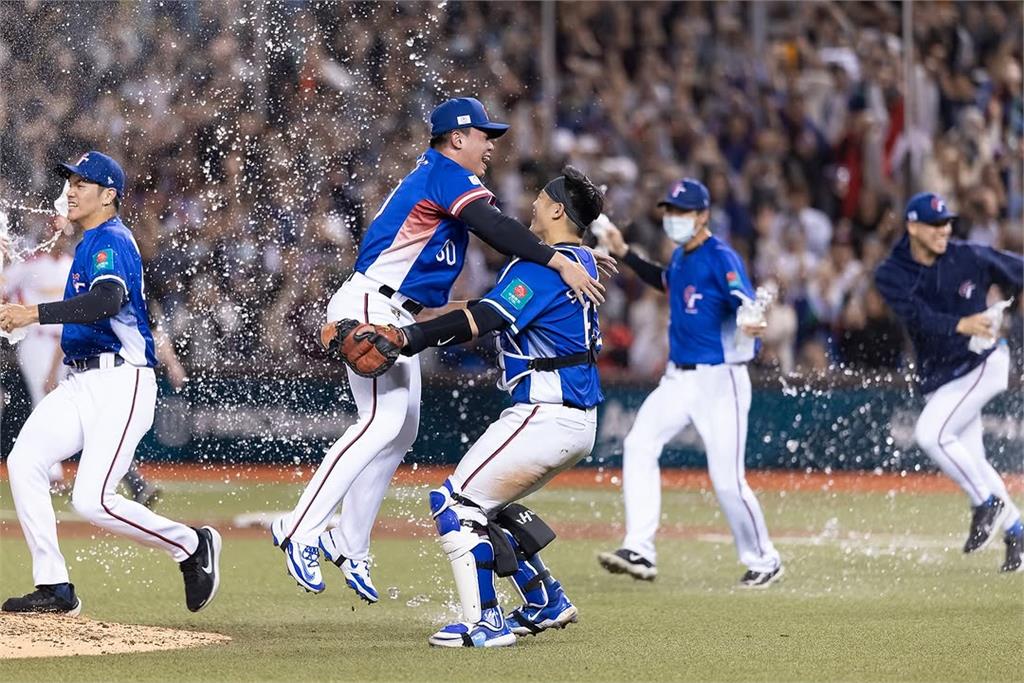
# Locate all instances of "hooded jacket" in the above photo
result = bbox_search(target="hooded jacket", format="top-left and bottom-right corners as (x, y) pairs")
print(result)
(874, 234), (1022, 394)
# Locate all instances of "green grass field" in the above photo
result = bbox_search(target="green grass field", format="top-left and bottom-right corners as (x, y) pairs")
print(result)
(1, 474), (1022, 682)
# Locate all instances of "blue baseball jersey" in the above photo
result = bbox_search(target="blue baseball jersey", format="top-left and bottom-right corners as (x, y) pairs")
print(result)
(480, 245), (603, 409)
(354, 148), (495, 308)
(60, 217), (157, 367)
(875, 235), (1024, 394)
(664, 235), (759, 365)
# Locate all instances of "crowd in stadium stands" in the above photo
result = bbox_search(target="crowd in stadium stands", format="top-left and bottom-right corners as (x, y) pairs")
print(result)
(2, 1), (1022, 384)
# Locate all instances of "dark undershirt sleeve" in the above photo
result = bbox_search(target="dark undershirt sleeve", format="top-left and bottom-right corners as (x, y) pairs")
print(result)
(37, 280), (125, 325)
(400, 301), (509, 356)
(459, 198), (557, 265)
(622, 249), (667, 292)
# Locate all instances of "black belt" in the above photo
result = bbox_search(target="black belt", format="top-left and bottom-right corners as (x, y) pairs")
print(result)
(71, 356), (124, 371)
(676, 363), (697, 371)
(527, 350), (595, 372)
(377, 285), (424, 315)
(562, 401), (589, 411)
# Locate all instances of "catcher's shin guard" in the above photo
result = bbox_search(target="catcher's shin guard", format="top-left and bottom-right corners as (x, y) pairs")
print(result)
(503, 530), (558, 609)
(430, 481), (497, 623)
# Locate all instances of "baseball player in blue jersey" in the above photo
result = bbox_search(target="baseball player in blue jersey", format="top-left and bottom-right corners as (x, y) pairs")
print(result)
(334, 166), (605, 647)
(0, 152), (221, 615)
(271, 98), (610, 600)
(875, 192), (1023, 572)
(595, 178), (783, 588)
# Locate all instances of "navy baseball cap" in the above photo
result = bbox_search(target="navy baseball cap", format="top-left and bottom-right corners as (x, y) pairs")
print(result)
(658, 178), (710, 211)
(429, 97), (509, 138)
(55, 151), (125, 199)
(905, 192), (956, 225)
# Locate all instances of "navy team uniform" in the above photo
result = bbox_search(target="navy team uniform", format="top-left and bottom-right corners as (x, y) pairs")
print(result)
(875, 192), (1023, 570)
(601, 179), (782, 584)
(272, 98), (576, 600)
(4, 151), (220, 616)
(427, 245), (602, 646)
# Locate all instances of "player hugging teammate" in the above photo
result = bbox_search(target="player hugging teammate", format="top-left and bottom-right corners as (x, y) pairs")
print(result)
(327, 166), (606, 647)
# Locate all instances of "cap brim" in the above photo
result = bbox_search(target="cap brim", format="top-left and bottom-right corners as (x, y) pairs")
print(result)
(476, 123), (509, 139)
(923, 214), (958, 225)
(55, 162), (81, 179)
(658, 200), (706, 211)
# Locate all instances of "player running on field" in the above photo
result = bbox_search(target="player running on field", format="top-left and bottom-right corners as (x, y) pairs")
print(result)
(271, 98), (612, 601)
(0, 152), (220, 616)
(327, 166), (604, 647)
(875, 192), (1023, 573)
(594, 178), (783, 588)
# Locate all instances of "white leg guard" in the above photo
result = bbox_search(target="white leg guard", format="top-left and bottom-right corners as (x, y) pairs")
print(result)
(431, 482), (495, 624)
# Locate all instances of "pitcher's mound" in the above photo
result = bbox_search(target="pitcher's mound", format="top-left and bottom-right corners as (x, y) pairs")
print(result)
(0, 612), (231, 659)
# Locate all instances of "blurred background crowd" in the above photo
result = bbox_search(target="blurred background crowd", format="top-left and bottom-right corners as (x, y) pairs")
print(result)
(1, 0), (1022, 385)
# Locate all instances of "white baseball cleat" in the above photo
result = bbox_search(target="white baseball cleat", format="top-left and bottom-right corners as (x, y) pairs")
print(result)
(597, 548), (657, 581)
(428, 607), (517, 648)
(318, 530), (379, 603)
(271, 517), (325, 594)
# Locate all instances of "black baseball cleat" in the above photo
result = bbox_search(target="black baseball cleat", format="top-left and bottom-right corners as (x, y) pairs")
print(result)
(739, 564), (785, 589)
(596, 548), (657, 581)
(1001, 530), (1023, 573)
(964, 496), (1008, 554)
(180, 526), (222, 612)
(2, 583), (82, 615)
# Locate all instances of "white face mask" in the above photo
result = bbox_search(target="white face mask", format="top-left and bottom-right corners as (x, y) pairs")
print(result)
(663, 214), (697, 243)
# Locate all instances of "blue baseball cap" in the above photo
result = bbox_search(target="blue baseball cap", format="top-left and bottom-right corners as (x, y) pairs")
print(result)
(55, 151), (125, 199)
(429, 97), (509, 138)
(905, 192), (956, 225)
(658, 178), (710, 211)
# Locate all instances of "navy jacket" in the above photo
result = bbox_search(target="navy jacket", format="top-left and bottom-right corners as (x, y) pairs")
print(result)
(875, 235), (1023, 394)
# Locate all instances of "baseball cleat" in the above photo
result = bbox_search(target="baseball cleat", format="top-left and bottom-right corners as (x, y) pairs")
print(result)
(506, 590), (578, 636)
(428, 607), (517, 648)
(180, 526), (222, 612)
(964, 495), (1008, 554)
(2, 583), (82, 616)
(272, 517), (325, 593)
(597, 548), (657, 581)
(319, 531), (379, 603)
(739, 564), (785, 589)
(1001, 528), (1023, 573)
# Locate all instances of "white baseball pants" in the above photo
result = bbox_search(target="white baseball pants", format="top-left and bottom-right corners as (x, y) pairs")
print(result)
(279, 274), (420, 558)
(621, 363), (781, 572)
(914, 342), (1020, 526)
(8, 361), (199, 586)
(16, 331), (67, 483)
(450, 402), (598, 513)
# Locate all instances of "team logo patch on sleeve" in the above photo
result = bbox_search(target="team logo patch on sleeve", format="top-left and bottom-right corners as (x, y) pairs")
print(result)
(501, 278), (534, 310)
(93, 248), (114, 272)
(726, 271), (743, 289)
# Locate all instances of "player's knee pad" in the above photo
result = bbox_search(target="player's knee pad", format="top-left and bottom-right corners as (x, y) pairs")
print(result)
(493, 502), (556, 556)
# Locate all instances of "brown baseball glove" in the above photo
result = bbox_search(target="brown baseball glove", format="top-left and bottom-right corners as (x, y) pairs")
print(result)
(320, 319), (405, 378)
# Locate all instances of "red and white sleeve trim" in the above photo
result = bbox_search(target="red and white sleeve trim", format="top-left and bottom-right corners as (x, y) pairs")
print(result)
(449, 187), (494, 217)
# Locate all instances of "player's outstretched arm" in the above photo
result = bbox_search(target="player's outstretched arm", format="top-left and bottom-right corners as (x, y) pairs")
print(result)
(0, 281), (123, 331)
(460, 199), (605, 305)
(596, 219), (666, 292)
